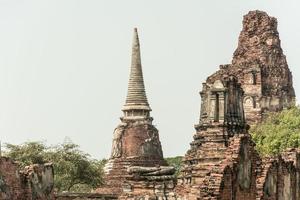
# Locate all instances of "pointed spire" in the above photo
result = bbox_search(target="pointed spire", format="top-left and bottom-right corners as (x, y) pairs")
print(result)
(122, 28), (151, 116)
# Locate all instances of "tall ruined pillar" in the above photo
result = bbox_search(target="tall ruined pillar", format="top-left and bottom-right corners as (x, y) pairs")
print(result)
(98, 29), (175, 198)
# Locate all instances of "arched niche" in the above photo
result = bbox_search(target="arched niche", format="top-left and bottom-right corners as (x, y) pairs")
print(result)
(244, 96), (255, 109)
(263, 170), (277, 198)
(213, 80), (224, 89)
(237, 141), (252, 190)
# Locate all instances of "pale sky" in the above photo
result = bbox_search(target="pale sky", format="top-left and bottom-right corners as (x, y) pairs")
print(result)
(1, 0), (299, 159)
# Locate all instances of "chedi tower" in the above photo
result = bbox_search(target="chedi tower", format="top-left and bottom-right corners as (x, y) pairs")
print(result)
(107, 28), (165, 162)
(101, 28), (175, 197)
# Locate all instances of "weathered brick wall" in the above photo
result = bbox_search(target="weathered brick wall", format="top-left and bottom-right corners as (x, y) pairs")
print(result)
(121, 122), (164, 160)
(230, 136), (258, 200)
(282, 149), (300, 199)
(219, 166), (234, 200)
(240, 64), (262, 124)
(55, 193), (117, 200)
(256, 158), (277, 200)
(25, 163), (55, 200)
(101, 120), (170, 196)
(0, 157), (54, 200)
(177, 135), (300, 200)
(206, 11), (295, 126)
(254, 150), (300, 200)
(198, 135), (259, 200)
(0, 157), (30, 200)
(277, 160), (296, 200)
(232, 11), (295, 107)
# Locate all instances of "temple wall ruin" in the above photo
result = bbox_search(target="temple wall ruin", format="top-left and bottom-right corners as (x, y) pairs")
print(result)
(1, 9), (300, 200)
(0, 157), (54, 200)
(55, 193), (117, 200)
(0, 157), (29, 200)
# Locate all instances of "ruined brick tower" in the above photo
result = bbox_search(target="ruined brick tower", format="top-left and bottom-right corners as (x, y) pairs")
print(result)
(175, 11), (299, 200)
(208, 10), (295, 125)
(176, 76), (260, 200)
(100, 28), (175, 197)
(107, 28), (166, 162)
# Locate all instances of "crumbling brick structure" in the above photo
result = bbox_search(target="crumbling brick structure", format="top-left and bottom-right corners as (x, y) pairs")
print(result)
(175, 76), (261, 200)
(96, 28), (176, 199)
(2, 10), (299, 200)
(175, 10), (299, 200)
(256, 149), (300, 200)
(96, 11), (299, 200)
(208, 10), (295, 125)
(55, 193), (118, 200)
(175, 76), (299, 199)
(0, 156), (54, 200)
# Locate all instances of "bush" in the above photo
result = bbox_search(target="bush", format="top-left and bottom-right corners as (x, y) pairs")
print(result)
(250, 106), (300, 156)
(4, 141), (106, 192)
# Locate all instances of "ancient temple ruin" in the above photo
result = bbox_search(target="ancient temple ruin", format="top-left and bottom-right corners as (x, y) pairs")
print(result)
(176, 75), (260, 199)
(208, 10), (295, 125)
(97, 28), (176, 199)
(0, 157), (54, 200)
(94, 11), (299, 200)
(1, 10), (299, 200)
(175, 10), (299, 200)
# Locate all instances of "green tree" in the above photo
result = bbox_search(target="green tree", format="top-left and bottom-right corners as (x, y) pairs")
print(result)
(250, 106), (300, 156)
(48, 142), (105, 192)
(165, 156), (182, 176)
(4, 141), (105, 192)
(4, 142), (48, 167)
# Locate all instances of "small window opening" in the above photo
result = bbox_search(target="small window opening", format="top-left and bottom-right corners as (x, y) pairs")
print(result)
(253, 96), (256, 108)
(214, 93), (219, 122)
(252, 72), (257, 85)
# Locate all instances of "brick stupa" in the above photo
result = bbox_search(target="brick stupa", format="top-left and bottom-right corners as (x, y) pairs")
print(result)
(98, 28), (175, 197)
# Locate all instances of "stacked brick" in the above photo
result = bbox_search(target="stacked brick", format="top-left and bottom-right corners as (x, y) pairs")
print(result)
(55, 193), (118, 200)
(96, 28), (176, 199)
(2, 10), (300, 200)
(255, 153), (299, 200)
(175, 76), (259, 200)
(98, 11), (299, 200)
(233, 10), (295, 116)
(175, 10), (299, 200)
(0, 156), (54, 200)
(207, 11), (295, 125)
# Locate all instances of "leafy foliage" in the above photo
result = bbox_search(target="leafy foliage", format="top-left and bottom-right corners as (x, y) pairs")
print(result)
(165, 156), (182, 176)
(4, 141), (106, 192)
(4, 142), (48, 167)
(250, 106), (300, 156)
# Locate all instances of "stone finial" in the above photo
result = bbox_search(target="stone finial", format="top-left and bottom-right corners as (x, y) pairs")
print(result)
(122, 28), (151, 118)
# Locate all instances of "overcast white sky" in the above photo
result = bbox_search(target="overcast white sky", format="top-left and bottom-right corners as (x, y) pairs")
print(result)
(0, 0), (299, 159)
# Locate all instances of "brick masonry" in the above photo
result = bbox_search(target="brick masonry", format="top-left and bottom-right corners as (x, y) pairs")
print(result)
(208, 10), (295, 125)
(174, 10), (299, 200)
(93, 10), (300, 200)
(0, 157), (54, 200)
(1, 10), (299, 200)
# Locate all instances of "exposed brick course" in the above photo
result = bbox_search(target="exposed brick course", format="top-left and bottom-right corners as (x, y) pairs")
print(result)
(2, 10), (299, 200)
(174, 10), (299, 200)
(0, 157), (54, 200)
(96, 28), (176, 199)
